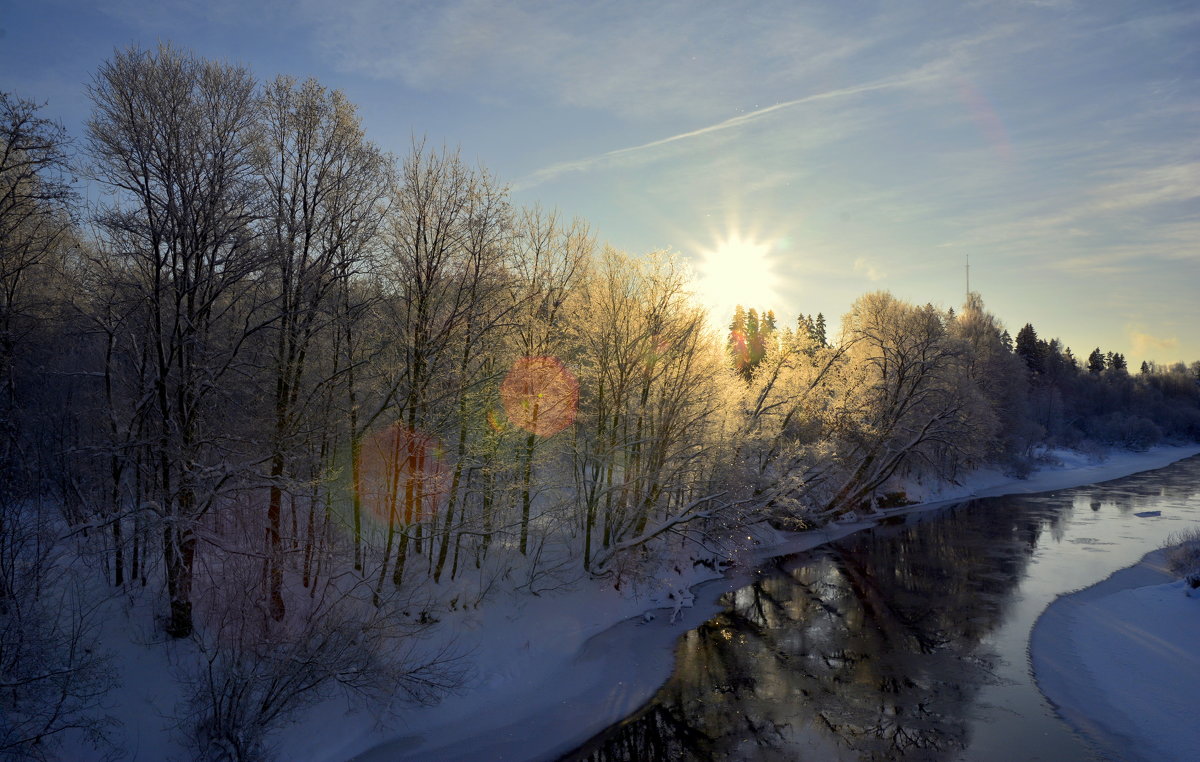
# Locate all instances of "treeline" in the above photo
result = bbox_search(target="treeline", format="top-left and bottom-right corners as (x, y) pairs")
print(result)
(727, 296), (1200, 522)
(2, 44), (1200, 760)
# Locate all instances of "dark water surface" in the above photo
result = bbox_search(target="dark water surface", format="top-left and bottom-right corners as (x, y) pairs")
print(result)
(563, 455), (1200, 761)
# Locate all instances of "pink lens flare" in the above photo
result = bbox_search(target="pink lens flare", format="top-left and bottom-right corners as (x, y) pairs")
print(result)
(500, 356), (579, 437)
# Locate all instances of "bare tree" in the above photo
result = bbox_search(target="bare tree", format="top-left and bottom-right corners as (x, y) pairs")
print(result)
(363, 143), (512, 595)
(506, 207), (590, 557)
(86, 44), (265, 637)
(255, 75), (390, 620)
(571, 249), (734, 573)
(0, 93), (75, 444)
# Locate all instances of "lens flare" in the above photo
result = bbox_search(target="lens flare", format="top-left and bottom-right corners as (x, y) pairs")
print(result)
(500, 356), (579, 437)
(358, 423), (446, 526)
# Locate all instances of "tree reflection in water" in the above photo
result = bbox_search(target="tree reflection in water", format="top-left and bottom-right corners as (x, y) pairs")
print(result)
(564, 498), (1069, 762)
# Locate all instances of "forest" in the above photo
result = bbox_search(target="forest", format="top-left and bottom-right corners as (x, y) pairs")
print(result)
(3, 45), (1200, 760)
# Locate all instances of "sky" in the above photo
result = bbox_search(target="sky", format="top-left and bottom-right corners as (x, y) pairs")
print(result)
(2, 0), (1198, 364)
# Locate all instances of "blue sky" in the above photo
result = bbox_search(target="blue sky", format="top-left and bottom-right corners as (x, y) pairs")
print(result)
(3, 0), (1198, 363)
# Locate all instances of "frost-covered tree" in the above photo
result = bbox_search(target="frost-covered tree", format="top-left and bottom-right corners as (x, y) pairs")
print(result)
(255, 74), (390, 620)
(571, 249), (735, 574)
(821, 292), (990, 515)
(87, 44), (264, 638)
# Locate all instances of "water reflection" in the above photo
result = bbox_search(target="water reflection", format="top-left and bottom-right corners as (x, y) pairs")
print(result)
(564, 456), (1200, 762)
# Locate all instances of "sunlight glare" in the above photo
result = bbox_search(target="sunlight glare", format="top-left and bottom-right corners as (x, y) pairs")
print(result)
(693, 233), (781, 329)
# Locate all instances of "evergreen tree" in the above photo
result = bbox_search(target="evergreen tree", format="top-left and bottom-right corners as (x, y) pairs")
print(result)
(729, 305), (746, 334)
(1063, 347), (1077, 370)
(814, 312), (827, 347)
(1014, 324), (1044, 374)
(1087, 347), (1106, 374)
(728, 305), (750, 378)
(797, 313), (813, 345)
(1044, 339), (1064, 378)
(746, 308), (764, 368)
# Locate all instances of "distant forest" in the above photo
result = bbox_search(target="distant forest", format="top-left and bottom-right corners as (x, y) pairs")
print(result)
(3, 45), (1199, 759)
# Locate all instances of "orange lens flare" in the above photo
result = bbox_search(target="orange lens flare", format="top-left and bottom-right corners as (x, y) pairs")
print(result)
(500, 356), (579, 437)
(358, 423), (446, 526)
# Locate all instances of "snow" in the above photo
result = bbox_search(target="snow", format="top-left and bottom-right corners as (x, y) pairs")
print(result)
(895, 445), (1200, 508)
(1030, 549), (1200, 762)
(58, 444), (1200, 761)
(332, 444), (1200, 762)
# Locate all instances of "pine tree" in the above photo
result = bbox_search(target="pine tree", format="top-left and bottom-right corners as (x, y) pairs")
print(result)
(814, 312), (827, 347)
(1087, 348), (1106, 374)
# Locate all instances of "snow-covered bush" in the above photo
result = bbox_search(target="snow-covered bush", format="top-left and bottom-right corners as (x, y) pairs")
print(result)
(1186, 570), (1200, 591)
(1162, 527), (1200, 579)
(177, 562), (465, 761)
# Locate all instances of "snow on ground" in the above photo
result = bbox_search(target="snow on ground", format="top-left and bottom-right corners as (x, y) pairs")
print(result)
(60, 444), (1200, 761)
(1030, 549), (1200, 762)
(321, 444), (1200, 762)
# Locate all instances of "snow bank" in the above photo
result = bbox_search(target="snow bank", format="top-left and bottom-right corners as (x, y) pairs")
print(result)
(334, 444), (1200, 762)
(1030, 548), (1200, 762)
(897, 445), (1200, 509)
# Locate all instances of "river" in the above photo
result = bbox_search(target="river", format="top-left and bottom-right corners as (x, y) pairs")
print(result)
(562, 454), (1200, 761)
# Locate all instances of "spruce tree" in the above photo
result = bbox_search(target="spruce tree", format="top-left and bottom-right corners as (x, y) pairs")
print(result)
(1015, 324), (1045, 374)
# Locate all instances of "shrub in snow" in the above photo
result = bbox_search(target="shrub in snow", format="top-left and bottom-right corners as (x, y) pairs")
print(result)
(1186, 571), (1200, 591)
(0, 500), (117, 759)
(1162, 527), (1200, 579)
(177, 561), (465, 761)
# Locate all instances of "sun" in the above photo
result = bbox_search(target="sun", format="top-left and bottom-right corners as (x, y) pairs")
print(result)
(692, 233), (781, 329)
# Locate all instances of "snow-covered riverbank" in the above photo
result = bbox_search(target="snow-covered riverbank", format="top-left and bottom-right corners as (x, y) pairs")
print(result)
(1031, 547), (1200, 762)
(318, 444), (1200, 762)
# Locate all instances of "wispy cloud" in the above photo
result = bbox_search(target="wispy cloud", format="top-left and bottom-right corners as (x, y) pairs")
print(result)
(514, 74), (933, 189)
(297, 1), (898, 119)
